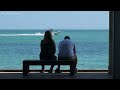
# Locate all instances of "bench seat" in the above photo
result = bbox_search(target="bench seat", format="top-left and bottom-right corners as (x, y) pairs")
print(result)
(23, 60), (75, 76)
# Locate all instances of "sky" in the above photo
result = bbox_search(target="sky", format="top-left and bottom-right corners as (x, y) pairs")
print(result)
(0, 11), (109, 30)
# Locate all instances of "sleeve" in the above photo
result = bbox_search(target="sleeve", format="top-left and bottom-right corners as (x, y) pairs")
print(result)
(58, 41), (61, 53)
(40, 40), (43, 50)
(52, 40), (56, 54)
(58, 43), (60, 51)
(39, 40), (43, 56)
(40, 40), (44, 52)
(73, 44), (76, 54)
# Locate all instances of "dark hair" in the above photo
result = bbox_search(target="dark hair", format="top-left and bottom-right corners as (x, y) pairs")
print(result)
(64, 36), (70, 40)
(44, 30), (52, 41)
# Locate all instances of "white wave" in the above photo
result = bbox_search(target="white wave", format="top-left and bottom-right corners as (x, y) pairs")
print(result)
(0, 32), (45, 36)
(0, 31), (60, 36)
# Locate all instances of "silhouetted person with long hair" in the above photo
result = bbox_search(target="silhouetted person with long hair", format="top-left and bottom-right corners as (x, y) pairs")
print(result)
(39, 30), (57, 73)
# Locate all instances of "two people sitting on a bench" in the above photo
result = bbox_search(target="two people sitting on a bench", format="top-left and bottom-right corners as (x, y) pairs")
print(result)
(56, 36), (78, 73)
(39, 30), (77, 73)
(39, 30), (57, 73)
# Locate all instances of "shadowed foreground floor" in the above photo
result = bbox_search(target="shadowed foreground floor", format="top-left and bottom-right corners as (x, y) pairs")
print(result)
(0, 72), (112, 79)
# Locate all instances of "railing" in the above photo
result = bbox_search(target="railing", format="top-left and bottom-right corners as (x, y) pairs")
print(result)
(0, 70), (108, 72)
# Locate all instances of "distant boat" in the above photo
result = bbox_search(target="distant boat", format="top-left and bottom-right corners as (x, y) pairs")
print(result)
(0, 31), (61, 37)
(35, 32), (44, 35)
(35, 29), (61, 36)
(49, 29), (61, 35)
(52, 31), (61, 35)
(35, 32), (61, 36)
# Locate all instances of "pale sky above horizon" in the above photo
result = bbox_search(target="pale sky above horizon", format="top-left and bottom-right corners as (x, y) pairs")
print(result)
(0, 11), (109, 30)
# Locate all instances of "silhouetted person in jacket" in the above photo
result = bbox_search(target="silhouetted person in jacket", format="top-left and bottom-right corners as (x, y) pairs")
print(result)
(39, 30), (57, 73)
(56, 36), (77, 73)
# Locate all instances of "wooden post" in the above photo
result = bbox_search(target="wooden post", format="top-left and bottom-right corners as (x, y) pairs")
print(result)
(23, 61), (29, 76)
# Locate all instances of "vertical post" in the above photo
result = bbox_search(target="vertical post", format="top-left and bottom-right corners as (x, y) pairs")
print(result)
(113, 11), (120, 79)
(70, 62), (75, 76)
(23, 61), (29, 76)
(108, 11), (114, 76)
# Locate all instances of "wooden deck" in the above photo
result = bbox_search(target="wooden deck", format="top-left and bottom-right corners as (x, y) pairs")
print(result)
(0, 72), (112, 79)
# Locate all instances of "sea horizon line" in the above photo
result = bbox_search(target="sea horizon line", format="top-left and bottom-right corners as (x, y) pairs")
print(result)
(0, 29), (109, 30)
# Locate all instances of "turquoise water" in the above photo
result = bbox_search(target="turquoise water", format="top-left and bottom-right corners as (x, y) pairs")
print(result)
(0, 29), (109, 70)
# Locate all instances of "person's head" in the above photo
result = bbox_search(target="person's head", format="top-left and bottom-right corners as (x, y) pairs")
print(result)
(44, 30), (52, 41)
(64, 36), (70, 40)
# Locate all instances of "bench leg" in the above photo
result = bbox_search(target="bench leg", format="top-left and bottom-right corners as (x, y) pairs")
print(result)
(70, 64), (75, 76)
(23, 63), (29, 76)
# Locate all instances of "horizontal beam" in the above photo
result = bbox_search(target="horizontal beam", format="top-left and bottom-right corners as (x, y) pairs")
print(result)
(0, 70), (108, 72)
(23, 60), (74, 65)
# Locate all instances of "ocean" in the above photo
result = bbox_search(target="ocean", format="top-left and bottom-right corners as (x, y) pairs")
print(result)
(0, 29), (109, 70)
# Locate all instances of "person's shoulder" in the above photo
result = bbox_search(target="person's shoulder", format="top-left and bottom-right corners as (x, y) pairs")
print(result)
(59, 40), (64, 43)
(52, 39), (55, 43)
(41, 39), (44, 43)
(68, 40), (73, 43)
(41, 39), (44, 42)
(70, 40), (75, 45)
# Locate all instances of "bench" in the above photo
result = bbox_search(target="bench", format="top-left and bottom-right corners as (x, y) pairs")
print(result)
(23, 60), (75, 76)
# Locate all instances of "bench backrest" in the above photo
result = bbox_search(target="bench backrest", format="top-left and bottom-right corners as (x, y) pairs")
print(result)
(23, 60), (75, 65)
